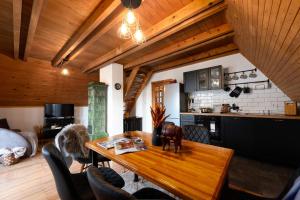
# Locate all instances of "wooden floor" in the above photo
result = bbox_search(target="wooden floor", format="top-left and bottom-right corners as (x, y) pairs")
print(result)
(0, 152), (122, 200)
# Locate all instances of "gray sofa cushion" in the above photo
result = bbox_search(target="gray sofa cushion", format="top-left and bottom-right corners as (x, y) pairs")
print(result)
(0, 128), (32, 157)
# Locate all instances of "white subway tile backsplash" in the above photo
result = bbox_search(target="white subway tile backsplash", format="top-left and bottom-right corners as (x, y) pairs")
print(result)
(190, 84), (290, 114)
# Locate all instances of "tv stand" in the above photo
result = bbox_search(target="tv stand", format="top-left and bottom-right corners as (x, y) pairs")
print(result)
(42, 117), (74, 138)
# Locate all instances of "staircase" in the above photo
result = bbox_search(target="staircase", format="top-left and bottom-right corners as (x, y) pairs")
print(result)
(124, 67), (153, 116)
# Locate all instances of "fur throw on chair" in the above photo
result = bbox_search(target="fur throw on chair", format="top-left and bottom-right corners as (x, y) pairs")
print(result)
(55, 124), (89, 167)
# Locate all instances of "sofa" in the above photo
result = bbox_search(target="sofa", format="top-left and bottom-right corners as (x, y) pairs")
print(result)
(0, 119), (38, 157)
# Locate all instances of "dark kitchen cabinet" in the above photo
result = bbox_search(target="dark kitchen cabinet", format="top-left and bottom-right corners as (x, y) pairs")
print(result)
(209, 66), (223, 90)
(222, 116), (300, 167)
(183, 66), (223, 93)
(197, 69), (209, 90)
(222, 117), (255, 157)
(183, 71), (197, 93)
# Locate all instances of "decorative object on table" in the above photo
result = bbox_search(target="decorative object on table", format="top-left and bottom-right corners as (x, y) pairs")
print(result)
(161, 124), (182, 153)
(123, 131), (132, 138)
(230, 86), (243, 97)
(284, 101), (298, 116)
(114, 83), (122, 90)
(150, 105), (170, 146)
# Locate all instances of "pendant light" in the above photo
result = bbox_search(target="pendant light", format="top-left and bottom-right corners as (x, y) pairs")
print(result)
(119, 0), (145, 44)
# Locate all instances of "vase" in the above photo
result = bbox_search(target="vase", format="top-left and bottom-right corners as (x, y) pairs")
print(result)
(152, 126), (162, 146)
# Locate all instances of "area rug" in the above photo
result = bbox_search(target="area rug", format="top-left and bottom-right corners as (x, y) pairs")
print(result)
(120, 170), (180, 199)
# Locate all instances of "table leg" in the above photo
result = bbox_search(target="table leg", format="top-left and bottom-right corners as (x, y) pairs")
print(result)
(134, 173), (139, 182)
(92, 150), (98, 167)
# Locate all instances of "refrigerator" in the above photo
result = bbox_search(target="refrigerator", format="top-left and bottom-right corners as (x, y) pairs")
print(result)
(164, 83), (187, 126)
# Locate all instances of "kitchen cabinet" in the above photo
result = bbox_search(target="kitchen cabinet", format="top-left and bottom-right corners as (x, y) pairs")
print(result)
(222, 116), (300, 166)
(183, 65), (223, 93)
(183, 71), (197, 93)
(197, 69), (209, 90)
(209, 65), (223, 90)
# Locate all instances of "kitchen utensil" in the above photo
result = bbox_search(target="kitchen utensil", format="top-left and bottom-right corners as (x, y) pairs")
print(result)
(224, 85), (231, 92)
(240, 72), (248, 79)
(243, 85), (251, 93)
(230, 86), (242, 97)
(232, 73), (239, 80)
(221, 104), (231, 113)
(249, 70), (257, 78)
(200, 108), (212, 113)
(285, 101), (298, 116)
(224, 74), (231, 81)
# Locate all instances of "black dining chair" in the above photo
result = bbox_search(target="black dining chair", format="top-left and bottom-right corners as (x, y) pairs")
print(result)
(87, 166), (176, 200)
(42, 144), (125, 200)
(221, 167), (300, 200)
(75, 151), (111, 172)
(182, 125), (210, 144)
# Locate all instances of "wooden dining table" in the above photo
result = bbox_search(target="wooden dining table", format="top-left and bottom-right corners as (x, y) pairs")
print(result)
(85, 131), (234, 200)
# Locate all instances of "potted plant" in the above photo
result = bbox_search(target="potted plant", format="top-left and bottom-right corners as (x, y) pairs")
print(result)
(150, 104), (169, 146)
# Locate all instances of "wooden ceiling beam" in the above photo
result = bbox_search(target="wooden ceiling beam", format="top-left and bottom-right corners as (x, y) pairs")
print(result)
(153, 43), (239, 72)
(51, 0), (121, 67)
(12, 0), (22, 59)
(125, 66), (140, 97)
(124, 24), (234, 70)
(23, 0), (45, 61)
(83, 0), (226, 73)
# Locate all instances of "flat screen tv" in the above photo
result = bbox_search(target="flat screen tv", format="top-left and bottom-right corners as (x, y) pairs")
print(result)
(44, 104), (74, 118)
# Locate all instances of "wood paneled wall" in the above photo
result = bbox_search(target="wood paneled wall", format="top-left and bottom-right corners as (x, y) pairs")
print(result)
(226, 0), (300, 101)
(0, 54), (98, 106)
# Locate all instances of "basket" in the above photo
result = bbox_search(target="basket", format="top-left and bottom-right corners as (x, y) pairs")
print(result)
(0, 153), (19, 166)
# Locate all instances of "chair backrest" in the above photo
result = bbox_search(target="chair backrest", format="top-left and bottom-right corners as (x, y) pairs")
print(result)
(183, 125), (210, 144)
(42, 143), (81, 200)
(87, 166), (135, 200)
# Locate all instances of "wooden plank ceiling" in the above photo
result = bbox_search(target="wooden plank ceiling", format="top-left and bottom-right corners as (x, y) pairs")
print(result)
(0, 0), (238, 114)
(226, 0), (300, 101)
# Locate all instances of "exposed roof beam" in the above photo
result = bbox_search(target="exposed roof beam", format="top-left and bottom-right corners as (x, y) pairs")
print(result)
(51, 0), (121, 67)
(153, 43), (239, 72)
(125, 66), (140, 97)
(83, 0), (225, 73)
(124, 24), (234, 69)
(12, 0), (22, 59)
(23, 0), (45, 61)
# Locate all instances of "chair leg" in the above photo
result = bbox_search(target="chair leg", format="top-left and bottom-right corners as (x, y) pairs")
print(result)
(107, 161), (111, 168)
(80, 164), (85, 173)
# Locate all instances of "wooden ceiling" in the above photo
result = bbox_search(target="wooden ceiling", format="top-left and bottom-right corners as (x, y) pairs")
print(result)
(2, 0), (300, 109)
(226, 0), (300, 101)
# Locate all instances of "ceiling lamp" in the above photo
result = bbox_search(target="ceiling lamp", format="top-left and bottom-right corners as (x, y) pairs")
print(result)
(119, 0), (145, 44)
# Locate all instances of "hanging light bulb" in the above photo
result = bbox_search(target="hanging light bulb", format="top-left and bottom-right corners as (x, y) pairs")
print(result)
(118, 21), (131, 39)
(133, 26), (145, 44)
(125, 9), (136, 26)
(61, 68), (69, 76)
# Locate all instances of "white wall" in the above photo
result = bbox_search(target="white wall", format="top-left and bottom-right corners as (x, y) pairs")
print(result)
(0, 106), (88, 132)
(133, 53), (291, 132)
(100, 63), (124, 136)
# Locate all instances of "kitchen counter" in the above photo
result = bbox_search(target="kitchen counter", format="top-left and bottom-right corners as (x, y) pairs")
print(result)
(180, 112), (300, 120)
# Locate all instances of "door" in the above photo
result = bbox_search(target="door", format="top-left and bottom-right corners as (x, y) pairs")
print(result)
(164, 83), (180, 126)
(209, 66), (223, 90)
(183, 71), (197, 93)
(197, 69), (209, 91)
